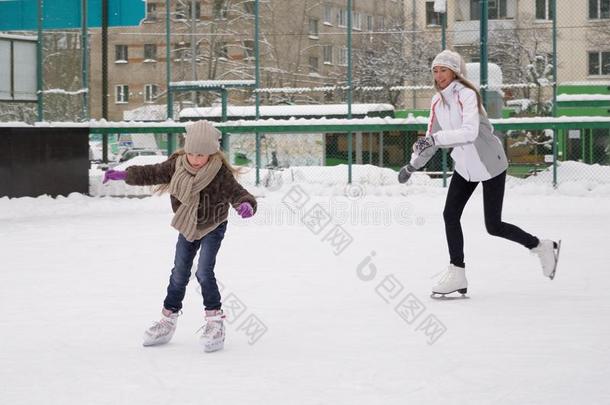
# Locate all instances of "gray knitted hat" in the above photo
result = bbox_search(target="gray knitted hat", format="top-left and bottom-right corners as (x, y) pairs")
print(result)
(431, 50), (468, 78)
(184, 120), (221, 155)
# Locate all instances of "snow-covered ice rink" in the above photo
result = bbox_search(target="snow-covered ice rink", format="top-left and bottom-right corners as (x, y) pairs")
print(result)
(2, 165), (610, 404)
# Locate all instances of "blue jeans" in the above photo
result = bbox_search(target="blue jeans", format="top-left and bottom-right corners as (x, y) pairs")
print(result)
(163, 221), (227, 312)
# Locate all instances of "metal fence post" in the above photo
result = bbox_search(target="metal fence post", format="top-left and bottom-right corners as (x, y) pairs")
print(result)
(441, 10), (448, 187)
(37, 0), (43, 121)
(255, 0), (261, 186)
(221, 88), (229, 152)
(166, 0), (175, 155)
(81, 0), (89, 120)
(101, 0), (108, 161)
(552, 0), (558, 187)
(347, 0), (353, 184)
(480, 0), (488, 109)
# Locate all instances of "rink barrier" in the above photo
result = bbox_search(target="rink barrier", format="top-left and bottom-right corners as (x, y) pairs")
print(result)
(0, 126), (89, 197)
(88, 116), (610, 187)
(2, 117), (608, 197)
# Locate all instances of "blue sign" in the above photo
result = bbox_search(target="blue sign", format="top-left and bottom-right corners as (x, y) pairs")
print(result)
(0, 0), (146, 30)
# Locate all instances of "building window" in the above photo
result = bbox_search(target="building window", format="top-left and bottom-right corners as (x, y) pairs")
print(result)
(115, 85), (129, 103)
(309, 18), (319, 38)
(589, 51), (610, 75)
(115, 45), (128, 62)
(324, 4), (333, 25)
(309, 56), (319, 73)
(376, 15), (385, 30)
(144, 84), (158, 103)
(338, 47), (348, 66)
(589, 0), (610, 19)
(366, 15), (374, 31)
(144, 44), (157, 61)
(535, 0), (554, 19)
(323, 45), (333, 64)
(338, 9), (347, 27)
(214, 0), (229, 19)
(426, 1), (442, 26)
(470, 0), (509, 20)
(146, 3), (157, 21)
(353, 11), (361, 30)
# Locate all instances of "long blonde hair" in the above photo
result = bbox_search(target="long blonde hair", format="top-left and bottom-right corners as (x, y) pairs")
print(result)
(153, 148), (244, 194)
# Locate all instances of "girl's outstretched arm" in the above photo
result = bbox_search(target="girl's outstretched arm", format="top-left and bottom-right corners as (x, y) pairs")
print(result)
(125, 158), (175, 186)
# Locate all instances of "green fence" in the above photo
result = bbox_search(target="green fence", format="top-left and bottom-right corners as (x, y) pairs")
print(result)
(89, 116), (610, 187)
(5, 1), (610, 190)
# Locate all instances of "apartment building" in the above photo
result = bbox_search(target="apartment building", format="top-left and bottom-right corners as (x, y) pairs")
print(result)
(405, 0), (610, 109)
(88, 0), (403, 121)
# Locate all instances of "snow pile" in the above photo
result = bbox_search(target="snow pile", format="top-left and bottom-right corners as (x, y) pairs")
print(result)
(507, 161), (610, 196)
(90, 159), (610, 198)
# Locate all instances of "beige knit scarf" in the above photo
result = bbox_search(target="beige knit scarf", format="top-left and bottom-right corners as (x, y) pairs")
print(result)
(169, 154), (222, 242)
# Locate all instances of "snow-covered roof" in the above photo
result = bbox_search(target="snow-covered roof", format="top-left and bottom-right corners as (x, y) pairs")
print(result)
(492, 116), (610, 124)
(0, 120), (182, 128)
(2, 115), (610, 130)
(123, 104), (169, 121)
(43, 88), (88, 95)
(557, 94), (610, 102)
(560, 81), (610, 86)
(212, 116), (426, 128)
(0, 33), (36, 41)
(170, 80), (255, 88)
(210, 115), (610, 128)
(180, 103), (395, 119)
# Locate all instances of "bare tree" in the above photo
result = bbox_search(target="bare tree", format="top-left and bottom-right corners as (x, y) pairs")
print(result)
(488, 13), (553, 116)
(353, 19), (436, 108)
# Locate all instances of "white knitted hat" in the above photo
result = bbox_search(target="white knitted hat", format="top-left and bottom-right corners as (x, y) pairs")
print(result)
(431, 50), (467, 78)
(184, 120), (221, 155)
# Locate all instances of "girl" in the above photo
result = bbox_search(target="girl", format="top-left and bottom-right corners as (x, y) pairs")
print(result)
(398, 50), (560, 298)
(104, 120), (257, 351)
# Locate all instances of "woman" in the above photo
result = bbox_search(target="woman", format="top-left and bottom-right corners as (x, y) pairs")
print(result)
(398, 50), (560, 298)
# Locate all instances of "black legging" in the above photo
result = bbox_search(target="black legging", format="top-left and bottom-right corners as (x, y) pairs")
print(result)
(443, 170), (539, 268)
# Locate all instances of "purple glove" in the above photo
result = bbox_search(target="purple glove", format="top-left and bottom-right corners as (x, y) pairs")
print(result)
(103, 169), (127, 184)
(413, 136), (435, 154)
(237, 202), (254, 219)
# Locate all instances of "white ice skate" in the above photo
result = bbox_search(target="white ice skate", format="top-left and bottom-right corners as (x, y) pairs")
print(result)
(431, 264), (468, 299)
(143, 310), (179, 347)
(199, 309), (226, 353)
(531, 239), (561, 280)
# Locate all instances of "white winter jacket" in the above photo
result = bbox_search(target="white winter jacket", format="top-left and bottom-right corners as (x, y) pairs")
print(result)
(410, 80), (508, 182)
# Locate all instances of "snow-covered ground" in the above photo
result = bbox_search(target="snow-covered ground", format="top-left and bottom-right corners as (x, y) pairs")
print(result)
(2, 165), (610, 404)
